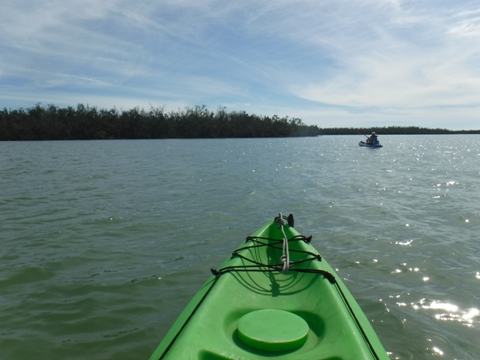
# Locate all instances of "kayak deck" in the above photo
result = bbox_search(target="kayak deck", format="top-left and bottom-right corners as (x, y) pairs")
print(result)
(149, 215), (388, 360)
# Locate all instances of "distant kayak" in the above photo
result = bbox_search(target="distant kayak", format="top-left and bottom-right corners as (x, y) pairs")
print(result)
(149, 214), (389, 360)
(359, 141), (383, 148)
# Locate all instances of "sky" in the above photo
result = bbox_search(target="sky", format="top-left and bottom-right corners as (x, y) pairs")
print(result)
(1, 0), (480, 130)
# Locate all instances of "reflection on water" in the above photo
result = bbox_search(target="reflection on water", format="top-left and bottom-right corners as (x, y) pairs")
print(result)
(432, 346), (444, 356)
(407, 299), (480, 328)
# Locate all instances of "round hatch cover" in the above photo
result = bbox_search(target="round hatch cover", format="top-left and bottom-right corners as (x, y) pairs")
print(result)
(237, 309), (309, 352)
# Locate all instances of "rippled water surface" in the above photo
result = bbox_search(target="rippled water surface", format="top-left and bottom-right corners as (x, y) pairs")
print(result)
(1, 136), (479, 359)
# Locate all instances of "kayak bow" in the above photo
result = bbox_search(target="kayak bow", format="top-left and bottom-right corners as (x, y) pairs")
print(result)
(149, 214), (389, 360)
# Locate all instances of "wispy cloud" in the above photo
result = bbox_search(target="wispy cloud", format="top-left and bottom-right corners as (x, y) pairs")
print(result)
(1, 0), (480, 129)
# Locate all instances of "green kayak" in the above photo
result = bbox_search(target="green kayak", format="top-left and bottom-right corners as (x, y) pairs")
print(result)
(149, 214), (389, 360)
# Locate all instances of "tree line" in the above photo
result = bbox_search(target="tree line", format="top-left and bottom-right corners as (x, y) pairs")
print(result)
(1, 104), (478, 141)
(0, 104), (321, 140)
(320, 126), (480, 135)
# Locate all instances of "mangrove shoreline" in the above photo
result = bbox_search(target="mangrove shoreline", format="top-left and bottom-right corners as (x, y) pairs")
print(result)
(1, 104), (479, 141)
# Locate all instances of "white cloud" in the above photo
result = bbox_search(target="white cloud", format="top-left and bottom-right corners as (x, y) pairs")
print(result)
(294, 51), (480, 108)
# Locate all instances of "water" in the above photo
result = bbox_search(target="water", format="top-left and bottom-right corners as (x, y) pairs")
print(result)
(1, 135), (479, 360)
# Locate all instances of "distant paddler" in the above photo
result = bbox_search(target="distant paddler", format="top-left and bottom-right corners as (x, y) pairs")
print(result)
(366, 132), (379, 145)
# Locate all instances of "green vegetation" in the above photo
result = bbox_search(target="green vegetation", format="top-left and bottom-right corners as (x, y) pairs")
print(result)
(320, 127), (480, 135)
(0, 104), (320, 140)
(1, 104), (479, 140)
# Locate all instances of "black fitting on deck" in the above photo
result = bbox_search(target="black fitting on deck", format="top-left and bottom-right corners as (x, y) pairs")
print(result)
(211, 268), (220, 277)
